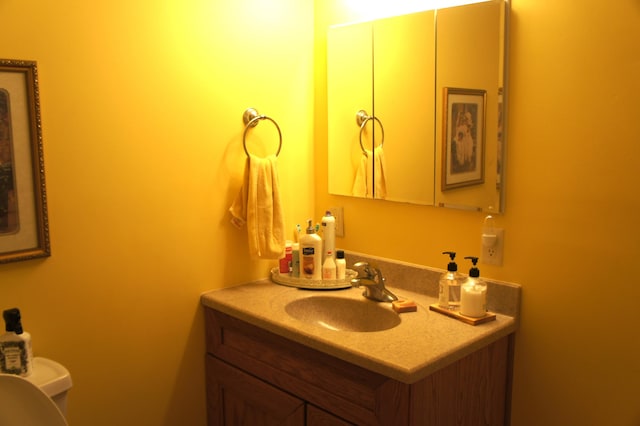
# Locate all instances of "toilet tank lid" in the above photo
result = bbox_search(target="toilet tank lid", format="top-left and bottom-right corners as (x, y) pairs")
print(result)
(26, 357), (73, 397)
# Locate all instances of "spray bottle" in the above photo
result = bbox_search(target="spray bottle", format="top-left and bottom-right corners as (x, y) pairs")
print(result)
(0, 308), (33, 376)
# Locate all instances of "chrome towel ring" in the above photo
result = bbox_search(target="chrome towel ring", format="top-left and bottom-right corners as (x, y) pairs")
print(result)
(242, 108), (282, 158)
(356, 110), (384, 154)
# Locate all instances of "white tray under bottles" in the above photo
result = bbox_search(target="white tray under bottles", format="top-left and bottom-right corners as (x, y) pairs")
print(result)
(270, 267), (356, 290)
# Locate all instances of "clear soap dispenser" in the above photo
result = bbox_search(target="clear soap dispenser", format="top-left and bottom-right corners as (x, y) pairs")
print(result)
(460, 256), (488, 317)
(439, 251), (462, 310)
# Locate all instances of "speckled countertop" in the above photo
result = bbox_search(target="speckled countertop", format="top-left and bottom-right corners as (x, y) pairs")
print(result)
(201, 252), (521, 384)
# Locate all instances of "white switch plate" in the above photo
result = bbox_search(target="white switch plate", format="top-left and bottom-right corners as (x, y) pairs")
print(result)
(328, 206), (345, 237)
(481, 228), (504, 266)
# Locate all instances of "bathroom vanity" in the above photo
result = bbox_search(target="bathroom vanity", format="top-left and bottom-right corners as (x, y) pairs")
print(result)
(201, 257), (520, 425)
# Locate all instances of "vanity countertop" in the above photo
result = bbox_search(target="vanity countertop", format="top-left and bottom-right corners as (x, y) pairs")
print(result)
(201, 278), (518, 384)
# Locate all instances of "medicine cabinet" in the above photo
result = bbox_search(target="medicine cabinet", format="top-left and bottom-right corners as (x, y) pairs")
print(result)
(327, 0), (508, 213)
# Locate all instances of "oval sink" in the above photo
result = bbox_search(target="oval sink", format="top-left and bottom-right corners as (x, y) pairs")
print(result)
(284, 296), (401, 332)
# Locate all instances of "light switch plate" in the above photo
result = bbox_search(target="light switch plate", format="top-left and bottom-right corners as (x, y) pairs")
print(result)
(328, 206), (344, 237)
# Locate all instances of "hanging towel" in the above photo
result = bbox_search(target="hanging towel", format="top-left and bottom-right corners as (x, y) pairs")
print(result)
(229, 154), (285, 259)
(351, 145), (387, 199)
(372, 145), (387, 199)
(352, 150), (370, 197)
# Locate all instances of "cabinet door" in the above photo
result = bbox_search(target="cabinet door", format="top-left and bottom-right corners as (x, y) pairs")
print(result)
(206, 355), (305, 426)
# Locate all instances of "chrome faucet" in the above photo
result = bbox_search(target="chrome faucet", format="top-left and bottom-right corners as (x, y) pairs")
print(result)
(351, 261), (398, 303)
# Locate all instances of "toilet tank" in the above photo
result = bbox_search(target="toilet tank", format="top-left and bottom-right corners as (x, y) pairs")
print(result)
(26, 357), (73, 417)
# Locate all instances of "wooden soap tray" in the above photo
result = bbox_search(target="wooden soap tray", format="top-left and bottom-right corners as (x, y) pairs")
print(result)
(429, 304), (496, 326)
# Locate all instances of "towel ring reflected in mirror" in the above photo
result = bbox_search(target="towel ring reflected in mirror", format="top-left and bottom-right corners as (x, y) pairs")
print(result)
(356, 109), (384, 154)
(242, 108), (282, 158)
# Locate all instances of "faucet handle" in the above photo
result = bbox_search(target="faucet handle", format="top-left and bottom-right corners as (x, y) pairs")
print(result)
(353, 261), (382, 280)
(353, 261), (373, 277)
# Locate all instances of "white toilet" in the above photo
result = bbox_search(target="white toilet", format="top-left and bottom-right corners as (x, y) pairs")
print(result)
(0, 357), (72, 426)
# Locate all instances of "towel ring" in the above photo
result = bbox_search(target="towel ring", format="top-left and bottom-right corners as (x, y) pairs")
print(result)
(356, 110), (384, 154)
(242, 108), (282, 158)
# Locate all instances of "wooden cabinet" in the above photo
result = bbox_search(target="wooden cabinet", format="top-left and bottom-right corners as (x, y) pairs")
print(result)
(205, 308), (514, 426)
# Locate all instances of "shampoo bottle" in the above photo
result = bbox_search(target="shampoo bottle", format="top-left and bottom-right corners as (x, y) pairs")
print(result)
(460, 256), (487, 317)
(299, 219), (322, 280)
(0, 308), (33, 376)
(438, 251), (462, 310)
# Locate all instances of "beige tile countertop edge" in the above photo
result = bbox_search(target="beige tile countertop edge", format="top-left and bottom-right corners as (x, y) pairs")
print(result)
(201, 279), (517, 384)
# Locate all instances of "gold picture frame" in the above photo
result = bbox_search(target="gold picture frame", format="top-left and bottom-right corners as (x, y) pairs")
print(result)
(442, 87), (486, 191)
(0, 59), (50, 263)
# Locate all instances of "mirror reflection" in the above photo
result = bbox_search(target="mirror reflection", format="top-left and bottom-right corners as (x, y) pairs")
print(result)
(327, 0), (508, 212)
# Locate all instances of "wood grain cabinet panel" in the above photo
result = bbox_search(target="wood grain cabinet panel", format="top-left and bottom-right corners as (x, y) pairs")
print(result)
(205, 307), (514, 426)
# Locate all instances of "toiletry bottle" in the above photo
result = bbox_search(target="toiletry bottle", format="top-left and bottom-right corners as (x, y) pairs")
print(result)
(460, 256), (487, 317)
(322, 250), (337, 280)
(299, 219), (322, 280)
(291, 243), (300, 278)
(439, 251), (462, 310)
(335, 250), (346, 280)
(279, 240), (293, 274)
(321, 211), (336, 262)
(0, 308), (33, 376)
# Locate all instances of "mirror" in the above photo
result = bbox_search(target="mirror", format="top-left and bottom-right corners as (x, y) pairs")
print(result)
(327, 0), (508, 213)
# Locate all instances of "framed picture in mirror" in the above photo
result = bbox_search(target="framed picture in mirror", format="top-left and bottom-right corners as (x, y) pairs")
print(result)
(442, 87), (486, 191)
(0, 59), (50, 263)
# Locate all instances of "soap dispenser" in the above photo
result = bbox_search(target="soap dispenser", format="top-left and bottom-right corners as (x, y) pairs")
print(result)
(460, 256), (488, 317)
(0, 308), (33, 376)
(299, 219), (322, 280)
(439, 251), (462, 310)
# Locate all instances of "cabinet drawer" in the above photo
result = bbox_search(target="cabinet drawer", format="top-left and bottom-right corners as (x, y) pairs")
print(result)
(205, 308), (408, 425)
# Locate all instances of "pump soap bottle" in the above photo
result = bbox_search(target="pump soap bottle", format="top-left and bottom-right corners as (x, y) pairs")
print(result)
(439, 251), (462, 310)
(0, 308), (33, 376)
(460, 256), (488, 317)
(299, 219), (322, 280)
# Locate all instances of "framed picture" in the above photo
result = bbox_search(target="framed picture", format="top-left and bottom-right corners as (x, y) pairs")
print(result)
(441, 87), (486, 191)
(0, 59), (50, 263)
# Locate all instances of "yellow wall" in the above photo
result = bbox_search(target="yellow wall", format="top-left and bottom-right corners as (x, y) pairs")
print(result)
(1, 0), (314, 424)
(316, 1), (640, 425)
(1, 0), (639, 425)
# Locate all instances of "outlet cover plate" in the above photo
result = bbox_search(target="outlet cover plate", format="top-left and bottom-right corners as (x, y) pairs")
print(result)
(481, 228), (504, 266)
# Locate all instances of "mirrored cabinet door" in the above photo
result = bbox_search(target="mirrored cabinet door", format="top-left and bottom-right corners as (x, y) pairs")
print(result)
(327, 21), (373, 198)
(373, 11), (436, 204)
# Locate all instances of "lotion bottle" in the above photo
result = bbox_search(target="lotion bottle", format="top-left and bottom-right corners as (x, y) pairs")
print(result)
(322, 250), (337, 280)
(460, 256), (487, 317)
(438, 251), (462, 310)
(299, 219), (322, 280)
(0, 308), (33, 376)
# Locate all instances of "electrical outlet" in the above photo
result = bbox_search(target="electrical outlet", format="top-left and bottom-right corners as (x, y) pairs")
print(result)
(328, 206), (344, 237)
(481, 228), (504, 266)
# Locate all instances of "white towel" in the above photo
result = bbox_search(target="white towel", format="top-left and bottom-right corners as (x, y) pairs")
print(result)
(229, 154), (285, 259)
(352, 145), (387, 199)
(373, 145), (387, 199)
(352, 151), (370, 197)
